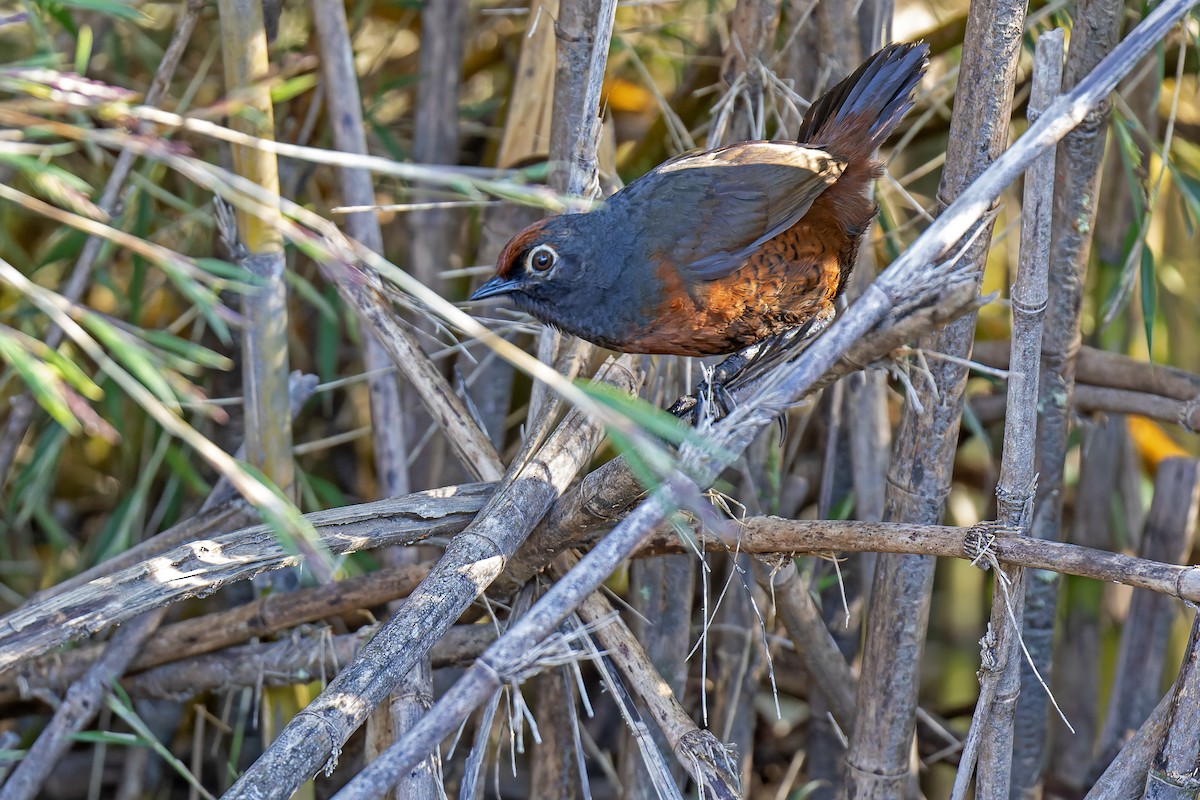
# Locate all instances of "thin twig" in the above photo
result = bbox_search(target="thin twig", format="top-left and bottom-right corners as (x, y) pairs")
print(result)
(11, 505), (1200, 689)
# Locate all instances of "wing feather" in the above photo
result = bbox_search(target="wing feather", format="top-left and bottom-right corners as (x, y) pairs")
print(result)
(615, 142), (845, 282)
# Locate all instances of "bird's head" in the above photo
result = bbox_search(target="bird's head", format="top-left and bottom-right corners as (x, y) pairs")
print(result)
(470, 215), (591, 318)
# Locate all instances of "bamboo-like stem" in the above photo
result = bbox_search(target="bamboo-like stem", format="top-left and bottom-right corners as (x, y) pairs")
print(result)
(401, 0), (468, 500)
(311, 0), (409, 499)
(1011, 1), (1126, 789)
(204, 373), (320, 511)
(550, 0), (617, 201)
(845, 0), (1026, 795)
(956, 29), (1062, 800)
(218, 0), (294, 505)
(1073, 385), (1200, 431)
(0, 564), (431, 707)
(1095, 459), (1200, 771)
(1142, 616), (1200, 799)
(405, 0), (466, 306)
(211, 7), (310, 767)
(13, 503), (1200, 680)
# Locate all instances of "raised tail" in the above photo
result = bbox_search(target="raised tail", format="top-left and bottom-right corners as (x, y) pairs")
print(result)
(795, 42), (928, 152)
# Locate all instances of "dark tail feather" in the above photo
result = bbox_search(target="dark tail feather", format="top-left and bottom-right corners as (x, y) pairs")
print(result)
(795, 42), (928, 150)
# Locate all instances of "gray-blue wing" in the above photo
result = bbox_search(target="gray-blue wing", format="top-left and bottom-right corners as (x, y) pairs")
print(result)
(617, 141), (845, 281)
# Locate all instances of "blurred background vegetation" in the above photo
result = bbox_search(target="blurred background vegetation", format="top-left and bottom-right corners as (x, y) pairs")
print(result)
(0, 0), (1198, 797)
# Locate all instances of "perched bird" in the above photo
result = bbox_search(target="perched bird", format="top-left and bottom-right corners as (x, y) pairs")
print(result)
(472, 42), (928, 365)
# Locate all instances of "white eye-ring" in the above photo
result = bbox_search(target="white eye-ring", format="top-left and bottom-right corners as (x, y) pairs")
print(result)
(525, 244), (558, 273)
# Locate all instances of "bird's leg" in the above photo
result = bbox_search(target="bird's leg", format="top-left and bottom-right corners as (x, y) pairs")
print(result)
(666, 313), (830, 426)
(664, 338), (780, 424)
(695, 346), (761, 421)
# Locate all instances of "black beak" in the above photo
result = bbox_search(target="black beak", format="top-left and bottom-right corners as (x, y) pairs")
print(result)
(470, 276), (522, 301)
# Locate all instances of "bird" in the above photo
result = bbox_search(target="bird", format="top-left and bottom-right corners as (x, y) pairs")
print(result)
(472, 42), (928, 404)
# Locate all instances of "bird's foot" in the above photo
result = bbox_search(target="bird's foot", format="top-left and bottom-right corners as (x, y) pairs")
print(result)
(665, 393), (696, 420)
(666, 319), (825, 430)
(666, 350), (754, 425)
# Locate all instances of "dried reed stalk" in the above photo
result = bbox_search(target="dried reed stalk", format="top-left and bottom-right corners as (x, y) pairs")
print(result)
(846, 0), (1025, 793)
(954, 29), (1061, 799)
(1096, 459), (1200, 772)
(1142, 616), (1200, 797)
(1012, 1), (1126, 788)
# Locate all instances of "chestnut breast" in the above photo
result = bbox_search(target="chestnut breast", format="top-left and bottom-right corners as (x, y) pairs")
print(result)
(625, 198), (847, 356)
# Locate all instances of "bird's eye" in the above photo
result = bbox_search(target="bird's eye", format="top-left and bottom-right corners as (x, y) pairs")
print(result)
(526, 244), (557, 273)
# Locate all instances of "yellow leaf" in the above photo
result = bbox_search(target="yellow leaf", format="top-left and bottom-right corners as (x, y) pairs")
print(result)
(1128, 415), (1189, 470)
